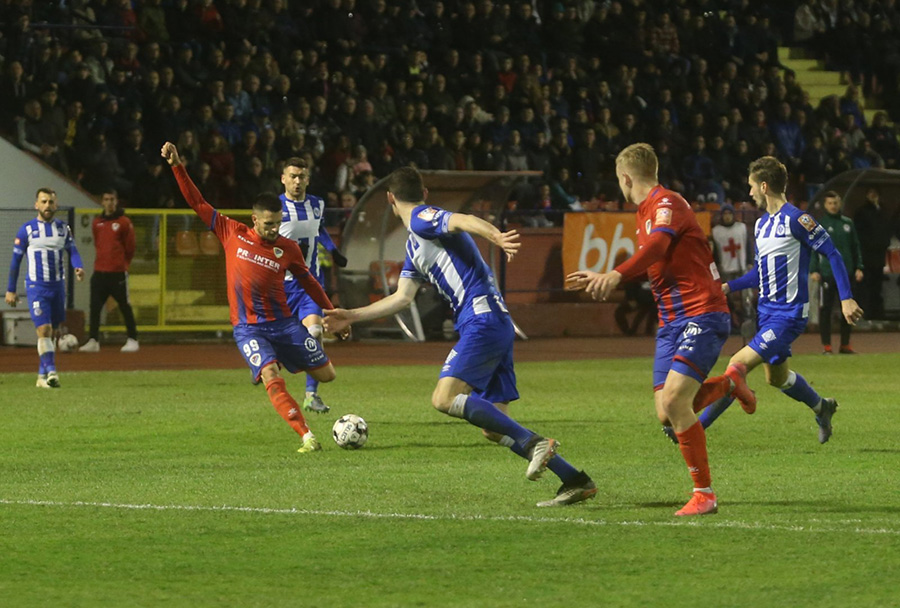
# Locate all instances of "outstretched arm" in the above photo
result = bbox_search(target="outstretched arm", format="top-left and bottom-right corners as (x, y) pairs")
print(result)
(725, 261), (759, 294)
(324, 277), (419, 334)
(447, 213), (520, 261)
(161, 142), (217, 229)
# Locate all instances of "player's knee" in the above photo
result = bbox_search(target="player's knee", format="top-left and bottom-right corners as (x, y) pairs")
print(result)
(431, 391), (453, 413)
(307, 323), (324, 341)
(313, 365), (336, 383)
(259, 364), (280, 385)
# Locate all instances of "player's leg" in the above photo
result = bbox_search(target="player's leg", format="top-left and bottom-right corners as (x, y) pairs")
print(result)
(234, 322), (319, 452)
(479, 355), (596, 506)
(109, 272), (139, 351)
(658, 372), (718, 516)
(696, 345), (764, 429)
(82, 272), (106, 351)
(30, 284), (64, 387)
(300, 311), (330, 413)
(764, 360), (837, 443)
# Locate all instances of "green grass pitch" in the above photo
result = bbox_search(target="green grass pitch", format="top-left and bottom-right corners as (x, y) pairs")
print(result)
(1, 353), (898, 607)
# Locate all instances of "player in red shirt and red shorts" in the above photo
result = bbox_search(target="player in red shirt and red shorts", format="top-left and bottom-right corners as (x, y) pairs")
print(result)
(567, 143), (753, 516)
(162, 142), (344, 453)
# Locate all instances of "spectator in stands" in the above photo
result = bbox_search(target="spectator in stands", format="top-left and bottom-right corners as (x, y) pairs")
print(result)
(855, 187), (894, 320)
(17, 99), (68, 174)
(799, 133), (830, 200)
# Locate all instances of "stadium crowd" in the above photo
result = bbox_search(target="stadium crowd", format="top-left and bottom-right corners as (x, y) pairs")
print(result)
(1, 0), (900, 225)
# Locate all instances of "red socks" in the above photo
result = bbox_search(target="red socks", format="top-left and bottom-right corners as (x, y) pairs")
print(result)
(675, 421), (711, 489)
(265, 377), (310, 437)
(692, 375), (731, 412)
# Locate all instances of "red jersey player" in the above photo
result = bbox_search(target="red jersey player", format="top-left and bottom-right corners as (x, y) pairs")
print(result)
(161, 142), (343, 453)
(567, 143), (752, 516)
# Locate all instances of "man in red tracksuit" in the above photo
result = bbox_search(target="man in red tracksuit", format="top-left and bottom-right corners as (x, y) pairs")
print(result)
(80, 189), (139, 353)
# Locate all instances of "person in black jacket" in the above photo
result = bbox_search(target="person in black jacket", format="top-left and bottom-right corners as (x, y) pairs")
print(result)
(854, 187), (893, 319)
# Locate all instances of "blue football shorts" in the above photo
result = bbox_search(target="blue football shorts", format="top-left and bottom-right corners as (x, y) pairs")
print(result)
(26, 281), (66, 328)
(285, 278), (324, 320)
(440, 311), (519, 404)
(233, 317), (329, 383)
(653, 311), (731, 389)
(747, 312), (808, 366)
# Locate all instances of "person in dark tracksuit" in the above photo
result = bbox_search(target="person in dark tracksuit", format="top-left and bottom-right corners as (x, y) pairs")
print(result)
(80, 189), (139, 352)
(810, 191), (864, 354)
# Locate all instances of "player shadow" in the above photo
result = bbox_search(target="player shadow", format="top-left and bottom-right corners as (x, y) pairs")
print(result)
(857, 448), (900, 454)
(362, 441), (490, 451)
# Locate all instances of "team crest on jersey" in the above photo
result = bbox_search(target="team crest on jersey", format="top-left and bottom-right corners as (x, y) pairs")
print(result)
(273, 247), (284, 258)
(655, 208), (672, 226)
(249, 353), (261, 366)
(417, 207), (438, 221)
(776, 224), (785, 236)
(762, 329), (777, 342)
(112, 222), (120, 231)
(798, 214), (816, 232)
(645, 219), (652, 234)
(313, 207), (321, 219)
(843, 224), (851, 232)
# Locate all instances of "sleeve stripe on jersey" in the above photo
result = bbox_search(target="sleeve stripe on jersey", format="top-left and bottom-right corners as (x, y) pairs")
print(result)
(651, 227), (676, 237)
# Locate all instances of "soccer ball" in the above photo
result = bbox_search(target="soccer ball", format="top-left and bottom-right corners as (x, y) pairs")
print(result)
(58, 334), (80, 352)
(332, 414), (368, 449)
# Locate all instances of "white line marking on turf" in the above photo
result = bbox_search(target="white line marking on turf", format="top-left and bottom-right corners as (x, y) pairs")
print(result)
(2, 498), (898, 536)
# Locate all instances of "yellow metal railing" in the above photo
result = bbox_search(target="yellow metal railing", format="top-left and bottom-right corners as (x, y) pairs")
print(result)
(75, 208), (254, 332)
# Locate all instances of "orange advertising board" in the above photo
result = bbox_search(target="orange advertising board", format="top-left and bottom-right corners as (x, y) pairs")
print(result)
(562, 211), (711, 276)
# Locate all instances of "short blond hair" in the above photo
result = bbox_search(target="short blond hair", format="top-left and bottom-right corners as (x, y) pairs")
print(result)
(616, 143), (658, 180)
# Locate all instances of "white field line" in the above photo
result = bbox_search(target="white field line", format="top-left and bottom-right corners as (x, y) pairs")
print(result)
(2, 498), (898, 536)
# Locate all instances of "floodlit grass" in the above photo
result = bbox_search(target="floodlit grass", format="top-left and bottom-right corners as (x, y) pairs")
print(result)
(1, 353), (898, 607)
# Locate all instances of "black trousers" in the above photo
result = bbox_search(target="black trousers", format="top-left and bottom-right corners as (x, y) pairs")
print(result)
(90, 271), (137, 340)
(819, 278), (851, 347)
(860, 258), (885, 320)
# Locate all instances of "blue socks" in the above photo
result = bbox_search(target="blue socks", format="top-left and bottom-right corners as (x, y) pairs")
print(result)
(506, 438), (580, 484)
(698, 396), (735, 429)
(306, 375), (319, 394)
(448, 394), (534, 445)
(780, 371), (822, 410)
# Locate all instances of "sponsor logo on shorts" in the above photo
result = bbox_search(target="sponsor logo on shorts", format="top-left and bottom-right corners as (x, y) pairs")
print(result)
(762, 329), (777, 342)
(250, 353), (261, 366)
(305, 337), (318, 351)
(682, 322), (702, 337)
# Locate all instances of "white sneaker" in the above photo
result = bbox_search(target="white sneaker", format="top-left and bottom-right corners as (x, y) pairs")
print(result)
(79, 338), (100, 352)
(121, 338), (140, 353)
(46, 371), (61, 388)
(525, 437), (559, 481)
(36, 375), (50, 389)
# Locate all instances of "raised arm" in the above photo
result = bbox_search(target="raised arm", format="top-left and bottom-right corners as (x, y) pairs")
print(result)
(447, 213), (520, 261)
(161, 142), (217, 229)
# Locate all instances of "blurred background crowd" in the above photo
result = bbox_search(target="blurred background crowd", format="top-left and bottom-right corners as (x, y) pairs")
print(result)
(1, 0), (900, 227)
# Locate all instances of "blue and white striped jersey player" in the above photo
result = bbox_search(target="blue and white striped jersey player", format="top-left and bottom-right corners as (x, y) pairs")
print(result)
(5, 187), (85, 388)
(279, 157), (348, 414)
(699, 157), (863, 443)
(324, 167), (597, 507)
